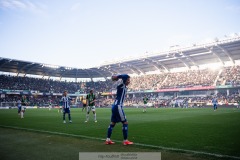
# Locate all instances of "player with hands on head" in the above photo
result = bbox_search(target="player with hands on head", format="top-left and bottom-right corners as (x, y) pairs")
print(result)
(105, 74), (133, 145)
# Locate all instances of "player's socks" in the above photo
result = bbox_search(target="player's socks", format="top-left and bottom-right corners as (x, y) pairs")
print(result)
(122, 124), (128, 140)
(107, 124), (115, 139)
(68, 113), (71, 121)
(63, 113), (66, 121)
(94, 113), (97, 122)
(20, 112), (24, 118)
(86, 114), (89, 122)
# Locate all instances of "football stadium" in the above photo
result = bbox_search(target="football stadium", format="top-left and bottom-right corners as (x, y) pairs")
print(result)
(0, 35), (240, 160)
(1, 1), (240, 160)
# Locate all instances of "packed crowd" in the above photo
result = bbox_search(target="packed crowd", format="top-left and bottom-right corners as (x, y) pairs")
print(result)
(1, 90), (239, 108)
(218, 65), (240, 86)
(99, 91), (240, 108)
(0, 95), (61, 107)
(0, 66), (240, 95)
(0, 75), (80, 93)
(161, 69), (219, 88)
(128, 74), (166, 91)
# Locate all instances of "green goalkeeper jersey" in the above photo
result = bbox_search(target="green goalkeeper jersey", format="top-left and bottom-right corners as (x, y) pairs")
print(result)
(21, 97), (28, 106)
(143, 97), (149, 104)
(237, 99), (240, 105)
(87, 93), (96, 106)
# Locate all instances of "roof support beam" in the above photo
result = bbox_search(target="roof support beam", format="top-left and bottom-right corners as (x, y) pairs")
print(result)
(20, 63), (35, 76)
(0, 59), (11, 68)
(121, 62), (145, 74)
(121, 64), (139, 74)
(178, 58), (190, 68)
(205, 47), (225, 65)
(75, 69), (79, 79)
(181, 52), (199, 67)
(82, 69), (93, 80)
(25, 64), (39, 74)
(216, 45), (235, 64)
(43, 68), (58, 77)
(145, 57), (169, 71)
(59, 70), (69, 78)
(106, 67), (119, 74)
(88, 68), (107, 80)
(143, 58), (161, 71)
(211, 50), (224, 65)
(99, 67), (115, 75)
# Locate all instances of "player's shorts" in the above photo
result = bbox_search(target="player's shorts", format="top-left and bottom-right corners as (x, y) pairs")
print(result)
(87, 106), (96, 112)
(143, 104), (147, 108)
(63, 108), (70, 114)
(18, 106), (21, 113)
(111, 104), (127, 123)
(21, 106), (25, 111)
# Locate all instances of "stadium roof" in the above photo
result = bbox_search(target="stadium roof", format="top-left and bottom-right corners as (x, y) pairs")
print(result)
(1, 36), (240, 79)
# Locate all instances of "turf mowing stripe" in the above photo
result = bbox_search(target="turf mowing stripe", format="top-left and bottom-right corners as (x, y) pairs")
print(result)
(0, 124), (240, 160)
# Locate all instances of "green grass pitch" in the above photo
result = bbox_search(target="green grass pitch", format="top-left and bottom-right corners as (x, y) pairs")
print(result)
(0, 107), (240, 160)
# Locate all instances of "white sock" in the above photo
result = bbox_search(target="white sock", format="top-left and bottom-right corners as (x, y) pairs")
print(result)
(21, 112), (24, 118)
(86, 114), (89, 121)
(94, 113), (96, 121)
(106, 138), (110, 141)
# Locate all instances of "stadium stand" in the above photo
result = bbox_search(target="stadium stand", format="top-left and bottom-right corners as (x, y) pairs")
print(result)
(1, 66), (240, 108)
(0, 36), (240, 107)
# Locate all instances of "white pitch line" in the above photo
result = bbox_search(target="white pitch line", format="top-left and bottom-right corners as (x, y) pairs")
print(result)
(0, 124), (240, 160)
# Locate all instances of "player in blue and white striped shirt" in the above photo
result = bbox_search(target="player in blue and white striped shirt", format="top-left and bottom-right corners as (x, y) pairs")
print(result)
(60, 91), (73, 123)
(212, 96), (218, 111)
(105, 74), (133, 145)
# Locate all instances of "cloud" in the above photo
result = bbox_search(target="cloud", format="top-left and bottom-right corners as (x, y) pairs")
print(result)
(0, 0), (26, 10)
(0, 0), (46, 14)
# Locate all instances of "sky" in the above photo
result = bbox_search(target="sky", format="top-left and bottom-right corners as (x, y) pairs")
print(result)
(0, 0), (240, 68)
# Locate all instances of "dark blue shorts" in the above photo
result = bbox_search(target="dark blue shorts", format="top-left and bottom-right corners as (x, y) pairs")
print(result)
(111, 105), (127, 123)
(63, 108), (70, 114)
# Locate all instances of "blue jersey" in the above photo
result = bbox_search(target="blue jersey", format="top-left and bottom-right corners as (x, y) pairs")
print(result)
(212, 98), (218, 105)
(111, 83), (128, 123)
(60, 96), (72, 109)
(17, 100), (21, 107)
(113, 83), (127, 106)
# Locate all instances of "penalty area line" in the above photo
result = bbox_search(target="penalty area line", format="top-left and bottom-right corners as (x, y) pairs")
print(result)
(0, 124), (239, 160)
